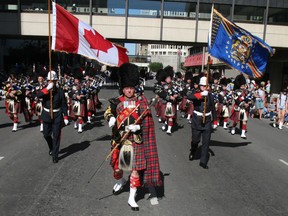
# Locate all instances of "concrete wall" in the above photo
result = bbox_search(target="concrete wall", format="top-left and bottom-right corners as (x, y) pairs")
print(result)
(15, 13), (288, 48)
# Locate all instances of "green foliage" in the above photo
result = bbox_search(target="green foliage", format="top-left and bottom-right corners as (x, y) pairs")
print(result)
(149, 62), (163, 72)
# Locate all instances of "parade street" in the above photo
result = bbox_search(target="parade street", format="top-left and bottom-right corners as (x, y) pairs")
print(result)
(0, 87), (288, 216)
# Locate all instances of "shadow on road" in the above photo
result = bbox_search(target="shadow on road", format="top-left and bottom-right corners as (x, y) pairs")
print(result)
(136, 171), (167, 202)
(210, 140), (251, 148)
(58, 140), (90, 160)
(0, 122), (13, 129)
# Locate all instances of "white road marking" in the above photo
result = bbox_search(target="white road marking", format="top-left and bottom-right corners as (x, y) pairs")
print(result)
(279, 159), (288, 166)
(0, 157), (4, 160)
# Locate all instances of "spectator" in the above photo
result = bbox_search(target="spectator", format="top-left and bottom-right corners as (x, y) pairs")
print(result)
(273, 88), (288, 129)
(268, 98), (277, 121)
(254, 83), (265, 120)
(265, 80), (271, 102)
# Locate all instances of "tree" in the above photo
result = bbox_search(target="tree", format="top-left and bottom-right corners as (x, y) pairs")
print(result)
(149, 62), (163, 72)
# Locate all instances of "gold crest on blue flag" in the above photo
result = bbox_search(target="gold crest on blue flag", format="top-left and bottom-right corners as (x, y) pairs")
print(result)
(208, 8), (274, 78)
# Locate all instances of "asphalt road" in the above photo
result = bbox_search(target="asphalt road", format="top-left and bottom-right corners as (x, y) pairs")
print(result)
(0, 87), (288, 216)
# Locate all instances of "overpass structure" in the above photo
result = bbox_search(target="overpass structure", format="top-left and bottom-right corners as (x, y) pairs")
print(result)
(0, 0), (288, 92)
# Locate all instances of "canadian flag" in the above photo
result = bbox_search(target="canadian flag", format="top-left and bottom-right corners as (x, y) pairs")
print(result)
(51, 2), (129, 67)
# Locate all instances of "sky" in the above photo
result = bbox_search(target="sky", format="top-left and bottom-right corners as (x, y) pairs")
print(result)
(125, 43), (136, 56)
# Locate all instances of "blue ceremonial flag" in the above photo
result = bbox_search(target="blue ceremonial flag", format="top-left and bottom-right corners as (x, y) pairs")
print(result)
(208, 8), (274, 78)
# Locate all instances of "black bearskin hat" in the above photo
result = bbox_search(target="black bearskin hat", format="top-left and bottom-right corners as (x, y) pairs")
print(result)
(233, 74), (246, 90)
(73, 67), (83, 80)
(219, 77), (227, 86)
(156, 68), (169, 83)
(37, 70), (47, 78)
(85, 66), (94, 77)
(164, 65), (174, 78)
(212, 72), (221, 82)
(175, 71), (182, 79)
(118, 63), (139, 89)
(184, 71), (193, 82)
(193, 75), (200, 85)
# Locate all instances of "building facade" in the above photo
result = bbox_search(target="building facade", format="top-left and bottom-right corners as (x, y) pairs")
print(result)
(0, 0), (288, 92)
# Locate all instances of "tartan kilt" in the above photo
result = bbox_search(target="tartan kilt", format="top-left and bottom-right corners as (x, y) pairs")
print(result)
(67, 97), (72, 110)
(70, 102), (86, 118)
(186, 102), (194, 115)
(154, 99), (161, 116)
(87, 98), (96, 112)
(216, 103), (223, 118)
(230, 105), (239, 122)
(159, 102), (167, 121)
(178, 97), (187, 111)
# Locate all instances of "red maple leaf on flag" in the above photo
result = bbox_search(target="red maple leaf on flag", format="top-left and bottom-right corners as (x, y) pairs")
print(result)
(83, 29), (113, 53)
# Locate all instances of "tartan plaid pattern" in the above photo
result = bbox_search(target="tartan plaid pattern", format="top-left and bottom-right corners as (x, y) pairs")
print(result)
(114, 95), (162, 187)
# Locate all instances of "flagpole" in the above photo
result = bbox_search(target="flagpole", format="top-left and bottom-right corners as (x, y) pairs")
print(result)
(202, 1), (214, 124)
(48, 0), (53, 119)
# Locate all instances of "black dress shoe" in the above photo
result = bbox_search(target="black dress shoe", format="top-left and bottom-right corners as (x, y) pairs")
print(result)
(49, 151), (52, 156)
(199, 162), (208, 169)
(112, 186), (124, 195)
(128, 204), (139, 211)
(52, 157), (58, 163)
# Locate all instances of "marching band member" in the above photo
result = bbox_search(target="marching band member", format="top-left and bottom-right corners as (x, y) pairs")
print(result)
(37, 71), (69, 163)
(104, 63), (162, 211)
(230, 74), (252, 139)
(186, 76), (217, 169)
(4, 73), (22, 132)
(69, 68), (87, 133)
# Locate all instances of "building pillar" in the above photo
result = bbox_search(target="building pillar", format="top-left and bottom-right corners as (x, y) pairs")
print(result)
(267, 61), (283, 93)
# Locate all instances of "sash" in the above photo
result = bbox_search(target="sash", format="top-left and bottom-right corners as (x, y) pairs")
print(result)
(116, 96), (140, 130)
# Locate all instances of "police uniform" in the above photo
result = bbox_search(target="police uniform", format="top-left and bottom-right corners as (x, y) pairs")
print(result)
(186, 76), (217, 169)
(37, 71), (68, 163)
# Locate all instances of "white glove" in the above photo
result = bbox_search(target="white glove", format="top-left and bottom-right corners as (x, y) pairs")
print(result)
(64, 119), (69, 125)
(201, 90), (208, 97)
(47, 82), (54, 91)
(126, 124), (141, 132)
(108, 117), (116, 127)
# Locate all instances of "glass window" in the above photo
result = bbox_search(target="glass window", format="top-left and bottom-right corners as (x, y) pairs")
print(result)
(163, 51), (166, 55)
(164, 1), (196, 19)
(128, 0), (161, 18)
(268, 7), (288, 25)
(234, 5), (264, 23)
(0, 0), (18, 11)
(21, 0), (48, 11)
(199, 3), (231, 20)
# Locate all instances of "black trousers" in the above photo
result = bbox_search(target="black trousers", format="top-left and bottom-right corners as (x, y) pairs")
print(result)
(43, 120), (62, 158)
(191, 127), (211, 165)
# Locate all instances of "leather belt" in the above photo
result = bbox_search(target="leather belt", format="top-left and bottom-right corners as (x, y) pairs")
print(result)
(43, 107), (61, 112)
(193, 110), (211, 116)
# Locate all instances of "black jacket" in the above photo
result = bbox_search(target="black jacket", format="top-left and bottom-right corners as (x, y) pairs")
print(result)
(37, 87), (68, 123)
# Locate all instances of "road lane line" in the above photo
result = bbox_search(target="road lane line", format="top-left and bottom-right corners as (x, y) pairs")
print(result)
(0, 157), (4, 160)
(279, 159), (288, 166)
